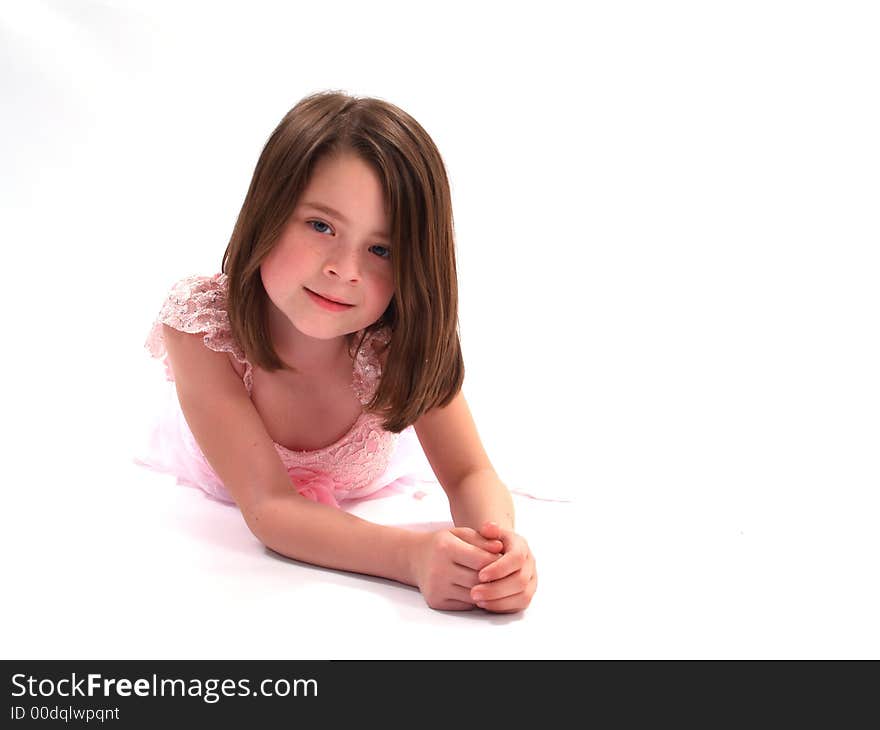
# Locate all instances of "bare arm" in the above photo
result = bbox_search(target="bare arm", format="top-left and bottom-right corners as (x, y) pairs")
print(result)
(413, 392), (515, 532)
(247, 494), (423, 585)
(160, 325), (488, 595)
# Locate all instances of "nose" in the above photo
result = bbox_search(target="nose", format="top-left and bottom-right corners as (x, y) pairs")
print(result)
(323, 246), (361, 283)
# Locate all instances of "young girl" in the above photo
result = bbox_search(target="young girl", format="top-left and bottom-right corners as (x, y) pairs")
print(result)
(137, 91), (537, 613)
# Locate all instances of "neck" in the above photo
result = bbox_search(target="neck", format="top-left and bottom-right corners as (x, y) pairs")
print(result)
(266, 301), (353, 378)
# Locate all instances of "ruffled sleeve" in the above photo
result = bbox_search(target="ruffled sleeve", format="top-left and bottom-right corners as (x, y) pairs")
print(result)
(144, 273), (252, 390)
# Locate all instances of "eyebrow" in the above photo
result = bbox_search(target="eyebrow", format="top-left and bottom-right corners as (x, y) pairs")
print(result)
(302, 201), (389, 238)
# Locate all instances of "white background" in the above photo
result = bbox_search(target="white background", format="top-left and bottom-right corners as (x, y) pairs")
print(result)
(1, 0), (877, 659)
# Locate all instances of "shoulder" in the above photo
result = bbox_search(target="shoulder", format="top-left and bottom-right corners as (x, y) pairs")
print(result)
(160, 322), (246, 401)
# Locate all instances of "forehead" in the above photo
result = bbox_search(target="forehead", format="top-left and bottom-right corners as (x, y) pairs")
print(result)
(304, 153), (383, 195)
(298, 155), (390, 235)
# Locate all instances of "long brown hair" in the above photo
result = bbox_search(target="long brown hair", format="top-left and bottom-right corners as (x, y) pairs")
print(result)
(221, 90), (464, 433)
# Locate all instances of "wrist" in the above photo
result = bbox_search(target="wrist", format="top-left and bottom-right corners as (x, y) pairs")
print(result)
(447, 469), (516, 532)
(399, 529), (429, 588)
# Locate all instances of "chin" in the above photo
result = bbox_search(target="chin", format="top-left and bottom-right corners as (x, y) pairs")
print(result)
(295, 324), (348, 340)
(297, 316), (366, 339)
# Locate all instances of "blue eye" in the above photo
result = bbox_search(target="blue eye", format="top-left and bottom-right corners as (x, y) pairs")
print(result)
(308, 220), (391, 260)
(308, 220), (333, 234)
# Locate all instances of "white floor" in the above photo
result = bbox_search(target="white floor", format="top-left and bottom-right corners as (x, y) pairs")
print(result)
(4, 403), (878, 659)
(5, 446), (587, 660)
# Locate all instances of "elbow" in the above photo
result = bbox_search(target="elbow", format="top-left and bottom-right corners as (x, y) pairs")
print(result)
(239, 491), (319, 554)
(239, 494), (289, 548)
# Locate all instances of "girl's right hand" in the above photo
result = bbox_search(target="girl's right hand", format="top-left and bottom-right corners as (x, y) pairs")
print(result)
(410, 529), (503, 611)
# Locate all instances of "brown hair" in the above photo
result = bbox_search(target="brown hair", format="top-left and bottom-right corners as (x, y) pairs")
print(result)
(221, 90), (464, 433)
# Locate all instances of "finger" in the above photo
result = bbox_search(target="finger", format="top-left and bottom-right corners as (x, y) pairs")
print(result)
(476, 593), (528, 613)
(478, 523), (520, 553)
(481, 538), (505, 553)
(452, 541), (503, 571)
(450, 528), (504, 554)
(471, 569), (533, 603)
(450, 565), (482, 590)
(490, 524), (520, 546)
(477, 550), (525, 583)
(447, 583), (478, 604)
(476, 574), (537, 613)
(478, 521), (503, 540)
(437, 599), (476, 612)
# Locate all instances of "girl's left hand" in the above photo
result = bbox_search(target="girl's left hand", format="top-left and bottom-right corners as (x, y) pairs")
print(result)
(469, 521), (537, 613)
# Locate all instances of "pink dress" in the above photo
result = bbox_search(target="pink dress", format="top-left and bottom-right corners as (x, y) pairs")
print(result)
(134, 273), (439, 508)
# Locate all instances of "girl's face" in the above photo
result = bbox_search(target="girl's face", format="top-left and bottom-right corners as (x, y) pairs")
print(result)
(260, 152), (395, 342)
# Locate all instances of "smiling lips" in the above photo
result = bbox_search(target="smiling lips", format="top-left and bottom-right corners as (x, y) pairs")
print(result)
(310, 290), (351, 305)
(305, 288), (354, 310)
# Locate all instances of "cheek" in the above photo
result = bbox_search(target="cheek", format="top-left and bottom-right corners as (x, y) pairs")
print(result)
(260, 243), (303, 289)
(375, 272), (395, 304)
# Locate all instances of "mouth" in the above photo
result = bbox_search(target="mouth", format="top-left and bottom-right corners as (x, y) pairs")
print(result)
(305, 288), (354, 308)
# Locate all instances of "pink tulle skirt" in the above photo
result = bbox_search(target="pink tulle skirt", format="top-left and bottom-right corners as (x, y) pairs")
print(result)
(132, 382), (441, 509)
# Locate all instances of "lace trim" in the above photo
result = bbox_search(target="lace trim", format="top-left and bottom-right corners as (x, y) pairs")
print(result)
(145, 273), (256, 390)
